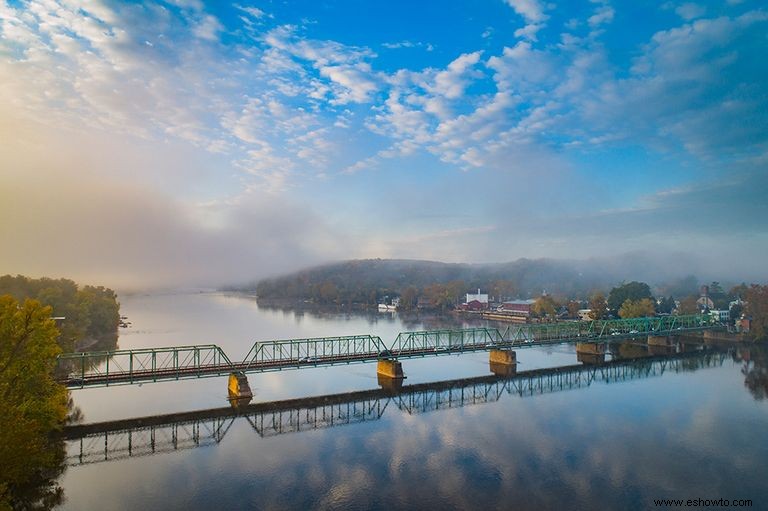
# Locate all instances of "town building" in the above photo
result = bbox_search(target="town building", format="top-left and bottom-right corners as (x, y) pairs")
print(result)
(498, 299), (536, 318)
(465, 289), (489, 304)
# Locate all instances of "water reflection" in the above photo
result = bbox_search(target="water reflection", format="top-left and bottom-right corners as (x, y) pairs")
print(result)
(734, 345), (768, 400)
(62, 349), (730, 467)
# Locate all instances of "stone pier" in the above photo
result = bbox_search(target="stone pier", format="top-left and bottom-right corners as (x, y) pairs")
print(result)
(576, 342), (606, 355)
(489, 349), (517, 365)
(376, 359), (405, 379)
(648, 335), (672, 346)
(227, 372), (253, 405)
(576, 343), (606, 364)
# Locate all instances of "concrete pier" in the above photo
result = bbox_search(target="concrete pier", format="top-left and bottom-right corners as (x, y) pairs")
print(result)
(704, 330), (748, 343)
(227, 372), (253, 401)
(648, 335), (672, 346)
(576, 342), (606, 355)
(576, 343), (606, 364)
(489, 349), (516, 366)
(376, 359), (405, 379)
(617, 343), (650, 359)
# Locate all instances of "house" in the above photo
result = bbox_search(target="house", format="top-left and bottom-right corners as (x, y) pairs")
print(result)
(499, 299), (536, 318)
(710, 309), (730, 323)
(465, 289), (489, 304)
(463, 300), (486, 311)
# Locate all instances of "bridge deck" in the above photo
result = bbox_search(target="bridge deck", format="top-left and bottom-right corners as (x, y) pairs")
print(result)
(56, 315), (720, 388)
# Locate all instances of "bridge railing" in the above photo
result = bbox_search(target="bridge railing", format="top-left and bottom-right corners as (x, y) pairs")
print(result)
(390, 327), (505, 356)
(501, 314), (714, 344)
(56, 344), (234, 386)
(243, 335), (388, 368)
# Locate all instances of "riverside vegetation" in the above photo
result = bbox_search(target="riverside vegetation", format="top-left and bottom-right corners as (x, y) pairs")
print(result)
(0, 276), (120, 510)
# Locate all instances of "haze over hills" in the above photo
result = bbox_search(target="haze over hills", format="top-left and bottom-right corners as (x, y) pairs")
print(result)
(241, 251), (731, 303)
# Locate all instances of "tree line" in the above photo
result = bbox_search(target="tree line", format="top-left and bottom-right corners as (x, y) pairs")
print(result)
(0, 276), (121, 509)
(0, 275), (120, 352)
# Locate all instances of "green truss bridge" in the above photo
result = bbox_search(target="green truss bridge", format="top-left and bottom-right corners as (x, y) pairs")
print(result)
(55, 314), (722, 390)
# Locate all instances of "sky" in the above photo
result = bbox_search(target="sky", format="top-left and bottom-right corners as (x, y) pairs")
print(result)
(0, 0), (767, 289)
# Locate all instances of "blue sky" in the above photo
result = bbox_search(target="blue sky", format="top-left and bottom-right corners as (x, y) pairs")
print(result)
(0, 0), (766, 287)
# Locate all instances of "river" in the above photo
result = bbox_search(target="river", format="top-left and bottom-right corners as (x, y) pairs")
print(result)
(58, 292), (768, 510)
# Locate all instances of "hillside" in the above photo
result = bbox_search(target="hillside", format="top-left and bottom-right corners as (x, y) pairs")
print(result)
(235, 254), (705, 307)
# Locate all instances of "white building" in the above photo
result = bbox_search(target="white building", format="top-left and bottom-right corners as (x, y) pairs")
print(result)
(465, 289), (489, 304)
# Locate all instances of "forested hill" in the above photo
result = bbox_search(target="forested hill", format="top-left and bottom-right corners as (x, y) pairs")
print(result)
(239, 256), (704, 306)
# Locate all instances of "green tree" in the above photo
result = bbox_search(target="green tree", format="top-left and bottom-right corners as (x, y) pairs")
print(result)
(656, 296), (676, 314)
(607, 281), (653, 314)
(0, 296), (69, 509)
(708, 281), (729, 310)
(618, 298), (656, 319)
(588, 292), (608, 320)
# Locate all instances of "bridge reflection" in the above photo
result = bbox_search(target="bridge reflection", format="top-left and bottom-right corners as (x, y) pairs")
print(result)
(63, 349), (729, 466)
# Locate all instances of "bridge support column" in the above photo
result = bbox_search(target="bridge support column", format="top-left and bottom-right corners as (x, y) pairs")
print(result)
(617, 343), (649, 360)
(228, 372), (253, 403)
(489, 349), (517, 376)
(377, 359), (405, 380)
(576, 343), (605, 364)
(489, 349), (516, 365)
(648, 335), (672, 346)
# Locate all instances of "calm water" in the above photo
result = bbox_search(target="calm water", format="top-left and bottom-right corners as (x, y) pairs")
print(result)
(58, 292), (768, 510)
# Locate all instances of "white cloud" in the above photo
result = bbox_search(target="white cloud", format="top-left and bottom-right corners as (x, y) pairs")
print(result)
(675, 3), (706, 21)
(505, 0), (548, 23)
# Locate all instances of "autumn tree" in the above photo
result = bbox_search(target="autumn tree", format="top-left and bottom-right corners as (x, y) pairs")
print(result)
(0, 296), (69, 509)
(423, 281), (467, 310)
(678, 295), (699, 315)
(398, 286), (419, 310)
(588, 292), (608, 320)
(566, 300), (581, 319)
(618, 298), (656, 319)
(744, 284), (768, 341)
(532, 295), (558, 318)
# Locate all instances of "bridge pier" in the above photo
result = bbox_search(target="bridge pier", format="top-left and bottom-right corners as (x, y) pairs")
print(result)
(376, 359), (405, 380)
(648, 335), (673, 347)
(576, 343), (606, 364)
(489, 349), (517, 376)
(228, 372), (253, 402)
(648, 344), (676, 356)
(616, 343), (650, 360)
(489, 349), (516, 366)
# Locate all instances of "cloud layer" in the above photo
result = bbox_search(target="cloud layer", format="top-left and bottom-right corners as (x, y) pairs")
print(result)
(1, 0), (766, 287)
